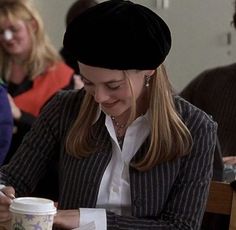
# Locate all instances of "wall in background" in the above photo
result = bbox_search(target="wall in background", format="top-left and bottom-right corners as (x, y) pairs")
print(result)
(34, 0), (75, 49)
(158, 0), (236, 92)
(35, 0), (236, 91)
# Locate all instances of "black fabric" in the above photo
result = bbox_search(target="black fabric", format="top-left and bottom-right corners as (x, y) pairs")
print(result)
(63, 0), (171, 70)
(201, 213), (229, 230)
(8, 78), (33, 96)
(60, 47), (80, 75)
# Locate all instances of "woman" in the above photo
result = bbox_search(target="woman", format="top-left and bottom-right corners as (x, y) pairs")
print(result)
(0, 80), (13, 165)
(0, 0), (74, 163)
(0, 1), (217, 229)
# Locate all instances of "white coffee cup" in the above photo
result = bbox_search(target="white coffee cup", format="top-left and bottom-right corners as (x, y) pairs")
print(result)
(9, 197), (57, 230)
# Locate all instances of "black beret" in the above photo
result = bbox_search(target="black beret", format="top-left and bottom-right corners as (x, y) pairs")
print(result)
(63, 0), (171, 70)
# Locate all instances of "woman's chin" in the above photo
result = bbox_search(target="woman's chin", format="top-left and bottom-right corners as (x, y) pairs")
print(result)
(101, 107), (130, 118)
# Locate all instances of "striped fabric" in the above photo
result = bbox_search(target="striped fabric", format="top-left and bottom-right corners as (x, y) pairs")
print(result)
(1, 89), (217, 230)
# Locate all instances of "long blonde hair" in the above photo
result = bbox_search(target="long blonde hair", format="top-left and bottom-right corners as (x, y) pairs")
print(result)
(0, 0), (60, 81)
(66, 64), (192, 171)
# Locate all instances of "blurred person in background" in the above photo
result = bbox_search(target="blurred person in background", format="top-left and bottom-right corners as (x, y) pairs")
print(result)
(180, 0), (236, 181)
(180, 1), (236, 229)
(0, 79), (13, 165)
(0, 0), (74, 164)
(0, 0), (75, 200)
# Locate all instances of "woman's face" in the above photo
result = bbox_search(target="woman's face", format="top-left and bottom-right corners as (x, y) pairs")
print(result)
(79, 63), (153, 117)
(0, 18), (33, 58)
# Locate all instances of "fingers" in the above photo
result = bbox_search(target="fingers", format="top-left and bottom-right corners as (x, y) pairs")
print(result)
(0, 187), (15, 200)
(6, 94), (21, 119)
(0, 211), (11, 222)
(54, 202), (58, 208)
(0, 220), (11, 230)
(7, 94), (13, 103)
(223, 156), (236, 165)
(0, 187), (15, 223)
(223, 156), (233, 162)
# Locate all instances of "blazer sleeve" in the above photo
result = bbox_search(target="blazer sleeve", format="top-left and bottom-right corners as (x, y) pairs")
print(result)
(0, 91), (63, 195)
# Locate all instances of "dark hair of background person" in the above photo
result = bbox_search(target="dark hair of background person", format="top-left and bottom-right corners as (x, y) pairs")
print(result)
(60, 0), (98, 74)
(66, 0), (98, 26)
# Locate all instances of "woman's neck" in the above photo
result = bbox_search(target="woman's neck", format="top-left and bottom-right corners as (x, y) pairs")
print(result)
(11, 53), (28, 65)
(113, 90), (149, 126)
(9, 61), (27, 84)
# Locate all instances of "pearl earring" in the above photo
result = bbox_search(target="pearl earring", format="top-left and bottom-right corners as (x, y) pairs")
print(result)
(145, 75), (151, 87)
(3, 29), (13, 41)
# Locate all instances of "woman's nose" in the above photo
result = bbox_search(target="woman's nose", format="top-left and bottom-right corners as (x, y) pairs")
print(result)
(3, 29), (13, 41)
(94, 87), (109, 103)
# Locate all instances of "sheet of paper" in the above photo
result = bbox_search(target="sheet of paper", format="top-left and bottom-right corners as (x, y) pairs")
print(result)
(72, 221), (96, 230)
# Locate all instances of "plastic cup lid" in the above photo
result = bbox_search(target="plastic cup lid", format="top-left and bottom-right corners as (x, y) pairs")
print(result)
(9, 197), (57, 215)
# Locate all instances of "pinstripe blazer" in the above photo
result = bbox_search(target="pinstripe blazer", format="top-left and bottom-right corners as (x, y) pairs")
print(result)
(1, 89), (217, 230)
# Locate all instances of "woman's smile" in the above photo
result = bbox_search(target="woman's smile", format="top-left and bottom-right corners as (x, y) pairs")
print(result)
(101, 100), (119, 109)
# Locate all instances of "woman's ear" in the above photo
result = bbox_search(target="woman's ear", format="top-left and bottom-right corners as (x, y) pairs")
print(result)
(29, 19), (38, 32)
(144, 69), (155, 77)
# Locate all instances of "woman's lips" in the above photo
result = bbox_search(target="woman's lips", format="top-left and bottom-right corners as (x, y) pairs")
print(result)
(102, 100), (119, 108)
(4, 42), (16, 49)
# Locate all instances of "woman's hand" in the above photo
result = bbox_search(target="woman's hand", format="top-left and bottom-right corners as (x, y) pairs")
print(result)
(7, 94), (22, 120)
(223, 156), (236, 165)
(53, 209), (80, 229)
(0, 186), (15, 222)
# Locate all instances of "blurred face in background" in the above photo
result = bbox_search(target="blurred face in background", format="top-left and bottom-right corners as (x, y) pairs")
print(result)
(0, 18), (33, 59)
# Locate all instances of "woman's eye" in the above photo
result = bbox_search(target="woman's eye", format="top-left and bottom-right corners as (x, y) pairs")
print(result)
(106, 84), (121, 90)
(83, 83), (94, 88)
(83, 82), (92, 85)
(10, 26), (19, 33)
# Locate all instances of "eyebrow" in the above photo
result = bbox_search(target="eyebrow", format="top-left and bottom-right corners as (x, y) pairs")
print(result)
(80, 73), (125, 84)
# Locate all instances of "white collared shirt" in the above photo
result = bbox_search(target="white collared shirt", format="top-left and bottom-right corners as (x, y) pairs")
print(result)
(80, 112), (151, 230)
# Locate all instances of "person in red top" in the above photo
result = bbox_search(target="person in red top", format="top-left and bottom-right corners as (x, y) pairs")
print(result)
(0, 0), (76, 200)
(0, 0), (74, 164)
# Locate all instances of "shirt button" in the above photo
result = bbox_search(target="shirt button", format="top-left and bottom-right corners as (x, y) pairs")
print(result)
(112, 186), (119, 193)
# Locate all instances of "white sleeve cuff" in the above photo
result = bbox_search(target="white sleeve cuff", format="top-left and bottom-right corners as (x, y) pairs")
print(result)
(80, 208), (106, 230)
(0, 185), (5, 189)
